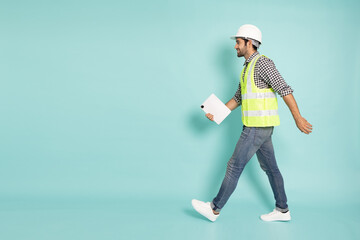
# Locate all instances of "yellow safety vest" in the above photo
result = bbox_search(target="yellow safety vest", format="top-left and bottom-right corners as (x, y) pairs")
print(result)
(240, 55), (280, 127)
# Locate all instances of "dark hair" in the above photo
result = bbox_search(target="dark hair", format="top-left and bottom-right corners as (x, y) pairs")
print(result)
(243, 39), (258, 51)
(243, 38), (257, 51)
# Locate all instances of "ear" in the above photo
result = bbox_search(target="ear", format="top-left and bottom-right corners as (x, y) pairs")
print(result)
(247, 39), (252, 49)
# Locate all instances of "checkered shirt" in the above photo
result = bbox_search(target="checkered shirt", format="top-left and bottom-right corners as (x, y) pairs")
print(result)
(233, 51), (293, 105)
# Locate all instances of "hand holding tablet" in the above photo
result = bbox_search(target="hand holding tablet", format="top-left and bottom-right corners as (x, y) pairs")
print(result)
(201, 94), (231, 125)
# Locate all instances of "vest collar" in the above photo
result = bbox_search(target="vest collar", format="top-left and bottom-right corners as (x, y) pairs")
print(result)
(243, 51), (260, 66)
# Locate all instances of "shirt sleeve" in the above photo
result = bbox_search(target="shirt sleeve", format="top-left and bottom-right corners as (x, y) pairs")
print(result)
(258, 57), (293, 97)
(233, 82), (242, 105)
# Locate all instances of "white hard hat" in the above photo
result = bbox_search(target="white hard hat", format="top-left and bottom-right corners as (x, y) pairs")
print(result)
(230, 24), (262, 43)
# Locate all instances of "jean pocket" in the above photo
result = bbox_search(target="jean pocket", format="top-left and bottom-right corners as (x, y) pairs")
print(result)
(241, 126), (250, 137)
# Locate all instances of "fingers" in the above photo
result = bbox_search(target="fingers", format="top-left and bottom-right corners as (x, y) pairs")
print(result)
(302, 127), (311, 134)
(304, 119), (313, 134)
(301, 118), (313, 134)
(205, 113), (214, 121)
(295, 117), (313, 134)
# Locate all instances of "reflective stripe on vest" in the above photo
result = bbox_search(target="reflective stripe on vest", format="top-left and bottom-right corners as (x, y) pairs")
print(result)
(243, 109), (278, 117)
(244, 55), (258, 95)
(242, 92), (277, 99)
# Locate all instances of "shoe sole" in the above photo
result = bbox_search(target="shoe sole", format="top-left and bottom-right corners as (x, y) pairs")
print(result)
(191, 200), (217, 222)
(260, 216), (291, 222)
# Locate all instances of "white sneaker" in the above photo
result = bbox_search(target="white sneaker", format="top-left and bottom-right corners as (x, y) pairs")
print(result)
(260, 209), (291, 222)
(191, 199), (219, 222)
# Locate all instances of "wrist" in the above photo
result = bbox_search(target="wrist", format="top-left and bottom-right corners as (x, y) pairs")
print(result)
(293, 113), (302, 120)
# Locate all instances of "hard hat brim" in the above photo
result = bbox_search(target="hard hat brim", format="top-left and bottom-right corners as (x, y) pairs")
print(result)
(230, 35), (247, 40)
(229, 35), (261, 43)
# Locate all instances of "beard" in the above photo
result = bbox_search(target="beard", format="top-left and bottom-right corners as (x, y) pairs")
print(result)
(237, 50), (243, 58)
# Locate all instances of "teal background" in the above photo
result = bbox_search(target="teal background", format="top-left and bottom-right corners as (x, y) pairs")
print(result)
(1, 0), (359, 239)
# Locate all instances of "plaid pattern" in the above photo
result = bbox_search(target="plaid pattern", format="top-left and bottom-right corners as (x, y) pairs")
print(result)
(233, 52), (293, 105)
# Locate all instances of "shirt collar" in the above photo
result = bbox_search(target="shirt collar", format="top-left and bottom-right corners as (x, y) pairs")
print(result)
(243, 51), (260, 66)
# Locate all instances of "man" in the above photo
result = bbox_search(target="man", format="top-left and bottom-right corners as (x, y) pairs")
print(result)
(192, 24), (312, 222)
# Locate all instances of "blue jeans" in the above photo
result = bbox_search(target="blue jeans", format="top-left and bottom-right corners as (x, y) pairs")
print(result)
(211, 126), (289, 213)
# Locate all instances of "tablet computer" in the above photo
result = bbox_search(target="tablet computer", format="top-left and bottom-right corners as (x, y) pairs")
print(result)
(201, 94), (231, 125)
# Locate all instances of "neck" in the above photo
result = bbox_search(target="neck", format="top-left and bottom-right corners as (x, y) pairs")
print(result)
(244, 49), (256, 61)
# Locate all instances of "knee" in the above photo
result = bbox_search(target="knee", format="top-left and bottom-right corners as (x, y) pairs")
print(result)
(259, 163), (268, 172)
(226, 159), (243, 179)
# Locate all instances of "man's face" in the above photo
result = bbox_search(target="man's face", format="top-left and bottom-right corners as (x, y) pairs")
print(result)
(234, 38), (247, 58)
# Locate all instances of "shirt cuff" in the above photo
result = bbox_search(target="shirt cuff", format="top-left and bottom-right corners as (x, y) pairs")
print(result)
(232, 96), (241, 104)
(279, 88), (294, 97)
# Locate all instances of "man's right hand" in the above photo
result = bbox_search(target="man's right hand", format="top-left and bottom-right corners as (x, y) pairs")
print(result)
(205, 113), (214, 121)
